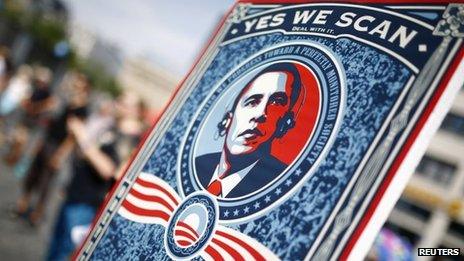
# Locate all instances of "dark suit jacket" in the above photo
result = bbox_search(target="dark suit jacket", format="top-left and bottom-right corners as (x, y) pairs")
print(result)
(195, 152), (287, 198)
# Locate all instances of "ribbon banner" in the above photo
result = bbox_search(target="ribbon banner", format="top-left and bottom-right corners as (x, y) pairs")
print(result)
(118, 173), (276, 260)
(77, 1), (464, 260)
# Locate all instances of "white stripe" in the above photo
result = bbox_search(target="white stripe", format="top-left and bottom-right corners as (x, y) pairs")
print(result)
(138, 172), (181, 202)
(117, 206), (167, 226)
(201, 251), (215, 261)
(174, 235), (195, 244)
(174, 226), (199, 240)
(125, 194), (173, 215)
(216, 226), (278, 260)
(132, 183), (178, 209)
(208, 241), (235, 261)
(213, 233), (255, 261)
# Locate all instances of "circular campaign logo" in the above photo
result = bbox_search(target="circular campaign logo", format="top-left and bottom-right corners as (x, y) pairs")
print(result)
(165, 192), (218, 259)
(177, 41), (346, 223)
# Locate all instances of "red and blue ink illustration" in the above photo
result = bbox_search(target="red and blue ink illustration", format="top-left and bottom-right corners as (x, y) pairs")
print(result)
(78, 2), (464, 260)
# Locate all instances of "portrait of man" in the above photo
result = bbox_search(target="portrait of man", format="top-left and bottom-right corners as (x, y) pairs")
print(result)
(195, 62), (303, 198)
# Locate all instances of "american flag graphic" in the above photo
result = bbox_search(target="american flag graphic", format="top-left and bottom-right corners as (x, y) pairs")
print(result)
(118, 172), (277, 261)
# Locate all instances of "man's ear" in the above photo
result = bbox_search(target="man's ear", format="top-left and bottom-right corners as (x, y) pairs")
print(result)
(217, 111), (233, 137)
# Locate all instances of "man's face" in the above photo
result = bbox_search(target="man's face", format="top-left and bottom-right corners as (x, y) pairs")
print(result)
(225, 71), (293, 155)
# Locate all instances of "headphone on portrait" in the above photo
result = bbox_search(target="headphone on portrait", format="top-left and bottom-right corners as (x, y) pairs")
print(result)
(274, 111), (295, 138)
(275, 81), (307, 139)
(216, 111), (233, 138)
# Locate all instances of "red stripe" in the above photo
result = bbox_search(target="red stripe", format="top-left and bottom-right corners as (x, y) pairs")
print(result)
(216, 230), (265, 261)
(211, 238), (245, 261)
(175, 229), (198, 242)
(175, 235), (194, 244)
(175, 227), (199, 241)
(205, 246), (225, 261)
(136, 178), (179, 206)
(174, 235), (194, 244)
(177, 240), (192, 247)
(121, 200), (170, 222)
(177, 221), (200, 238)
(129, 188), (175, 212)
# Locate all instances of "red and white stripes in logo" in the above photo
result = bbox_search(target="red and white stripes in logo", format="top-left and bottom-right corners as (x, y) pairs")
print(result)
(118, 172), (278, 261)
(118, 172), (180, 226)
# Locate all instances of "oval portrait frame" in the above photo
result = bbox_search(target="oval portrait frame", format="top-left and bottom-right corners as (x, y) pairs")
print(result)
(177, 41), (346, 223)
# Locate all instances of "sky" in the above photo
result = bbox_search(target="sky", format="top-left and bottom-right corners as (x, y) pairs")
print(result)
(63, 0), (235, 76)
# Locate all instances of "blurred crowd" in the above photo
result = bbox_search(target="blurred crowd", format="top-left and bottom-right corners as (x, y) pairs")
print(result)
(0, 46), (150, 260)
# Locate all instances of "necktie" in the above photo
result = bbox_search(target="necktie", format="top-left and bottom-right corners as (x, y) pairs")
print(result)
(207, 169), (230, 197)
(207, 179), (222, 197)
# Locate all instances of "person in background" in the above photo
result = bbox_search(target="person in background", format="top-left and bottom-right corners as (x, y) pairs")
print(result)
(21, 66), (56, 126)
(0, 65), (33, 118)
(14, 73), (90, 225)
(46, 96), (119, 261)
(4, 66), (56, 166)
(46, 91), (149, 260)
(1, 65), (34, 166)
(115, 92), (148, 160)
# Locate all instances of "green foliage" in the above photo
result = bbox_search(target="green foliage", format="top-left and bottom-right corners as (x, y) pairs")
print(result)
(1, 3), (22, 29)
(1, 0), (66, 52)
(1, 0), (121, 96)
(28, 16), (66, 51)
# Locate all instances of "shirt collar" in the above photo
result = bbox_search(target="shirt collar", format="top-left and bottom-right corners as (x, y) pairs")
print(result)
(208, 160), (259, 197)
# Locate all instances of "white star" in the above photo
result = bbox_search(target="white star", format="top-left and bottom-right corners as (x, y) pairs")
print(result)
(224, 210), (230, 217)
(185, 187), (190, 193)
(253, 202), (260, 209)
(295, 169), (302, 176)
(233, 209), (239, 216)
(285, 179), (292, 186)
(243, 206), (250, 213)
(264, 196), (271, 203)
(275, 188), (282, 195)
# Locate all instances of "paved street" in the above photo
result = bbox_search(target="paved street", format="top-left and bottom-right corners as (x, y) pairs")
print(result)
(0, 133), (68, 261)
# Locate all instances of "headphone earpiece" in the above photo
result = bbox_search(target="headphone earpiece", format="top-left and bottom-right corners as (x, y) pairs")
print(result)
(217, 111), (233, 137)
(275, 111), (295, 138)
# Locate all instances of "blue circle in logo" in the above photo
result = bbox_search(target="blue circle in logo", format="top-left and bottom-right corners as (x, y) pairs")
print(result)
(165, 192), (218, 259)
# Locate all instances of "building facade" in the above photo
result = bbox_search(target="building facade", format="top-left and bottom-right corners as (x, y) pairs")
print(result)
(373, 88), (464, 259)
(117, 57), (178, 112)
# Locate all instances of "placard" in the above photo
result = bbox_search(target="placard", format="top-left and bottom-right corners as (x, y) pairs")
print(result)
(76, 1), (464, 260)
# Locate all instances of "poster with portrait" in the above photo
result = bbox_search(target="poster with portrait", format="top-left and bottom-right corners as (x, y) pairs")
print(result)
(76, 1), (464, 260)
